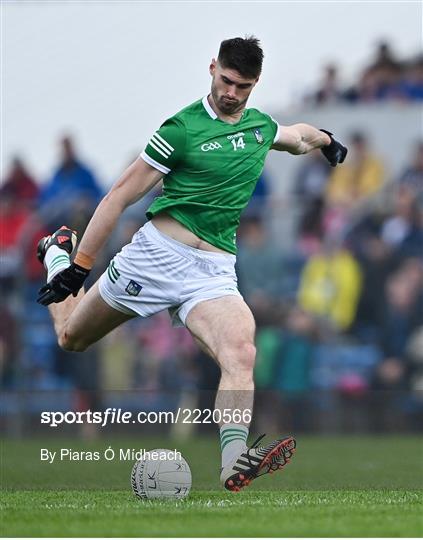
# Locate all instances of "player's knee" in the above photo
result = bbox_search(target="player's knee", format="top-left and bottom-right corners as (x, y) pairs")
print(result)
(239, 342), (256, 371)
(220, 341), (256, 376)
(58, 328), (88, 352)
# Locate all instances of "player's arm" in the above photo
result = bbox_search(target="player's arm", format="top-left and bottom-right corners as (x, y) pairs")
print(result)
(79, 115), (185, 262)
(37, 116), (185, 305)
(37, 158), (163, 305)
(76, 158), (163, 263)
(272, 124), (347, 166)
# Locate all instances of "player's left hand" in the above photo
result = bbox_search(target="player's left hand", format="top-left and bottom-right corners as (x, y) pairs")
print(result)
(320, 129), (348, 167)
(37, 263), (90, 306)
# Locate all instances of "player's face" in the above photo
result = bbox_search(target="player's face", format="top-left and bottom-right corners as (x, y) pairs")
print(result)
(210, 60), (258, 115)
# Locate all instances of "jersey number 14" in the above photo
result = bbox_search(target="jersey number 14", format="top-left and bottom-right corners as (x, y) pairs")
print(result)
(231, 137), (245, 151)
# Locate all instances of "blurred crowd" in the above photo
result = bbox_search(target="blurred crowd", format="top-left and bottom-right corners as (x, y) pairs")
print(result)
(241, 135), (423, 433)
(305, 41), (423, 106)
(1, 126), (422, 435)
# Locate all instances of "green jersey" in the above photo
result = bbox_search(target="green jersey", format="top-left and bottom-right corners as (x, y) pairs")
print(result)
(142, 96), (279, 254)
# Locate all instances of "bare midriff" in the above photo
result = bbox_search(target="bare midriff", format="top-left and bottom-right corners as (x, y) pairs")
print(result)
(151, 212), (229, 254)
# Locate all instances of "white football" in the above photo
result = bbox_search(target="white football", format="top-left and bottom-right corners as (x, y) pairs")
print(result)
(131, 449), (192, 499)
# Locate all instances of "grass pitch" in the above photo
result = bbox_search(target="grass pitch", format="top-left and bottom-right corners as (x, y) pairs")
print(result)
(3, 489), (421, 537)
(1, 435), (422, 537)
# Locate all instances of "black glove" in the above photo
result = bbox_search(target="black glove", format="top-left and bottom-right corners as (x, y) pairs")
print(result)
(320, 129), (348, 167)
(37, 263), (90, 306)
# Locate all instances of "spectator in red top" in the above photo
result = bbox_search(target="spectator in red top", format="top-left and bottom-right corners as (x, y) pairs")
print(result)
(0, 188), (31, 292)
(0, 157), (46, 288)
(1, 156), (39, 208)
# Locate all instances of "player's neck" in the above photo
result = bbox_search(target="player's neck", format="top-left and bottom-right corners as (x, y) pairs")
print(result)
(207, 94), (244, 125)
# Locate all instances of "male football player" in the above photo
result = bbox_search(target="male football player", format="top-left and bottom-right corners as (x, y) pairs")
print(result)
(37, 36), (347, 491)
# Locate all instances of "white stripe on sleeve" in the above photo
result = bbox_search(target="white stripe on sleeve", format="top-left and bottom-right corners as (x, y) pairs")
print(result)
(154, 132), (175, 152)
(269, 115), (280, 144)
(148, 139), (170, 159)
(150, 134), (172, 156)
(140, 151), (171, 174)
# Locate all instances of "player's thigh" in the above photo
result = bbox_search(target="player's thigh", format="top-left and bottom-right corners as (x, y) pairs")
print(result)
(65, 281), (136, 346)
(185, 296), (256, 362)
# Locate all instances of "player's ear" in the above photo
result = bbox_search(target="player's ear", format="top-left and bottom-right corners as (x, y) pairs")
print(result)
(209, 58), (216, 76)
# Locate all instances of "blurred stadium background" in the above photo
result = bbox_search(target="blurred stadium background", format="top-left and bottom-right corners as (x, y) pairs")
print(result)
(1, 3), (422, 454)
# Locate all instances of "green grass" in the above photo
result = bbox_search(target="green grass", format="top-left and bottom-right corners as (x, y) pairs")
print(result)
(2, 489), (422, 537)
(1, 436), (423, 537)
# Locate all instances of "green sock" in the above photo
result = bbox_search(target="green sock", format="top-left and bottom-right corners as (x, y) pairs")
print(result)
(220, 424), (249, 468)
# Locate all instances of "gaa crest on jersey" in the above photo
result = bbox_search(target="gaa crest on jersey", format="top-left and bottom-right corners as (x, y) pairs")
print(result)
(201, 141), (222, 152)
(126, 280), (142, 296)
(253, 128), (264, 144)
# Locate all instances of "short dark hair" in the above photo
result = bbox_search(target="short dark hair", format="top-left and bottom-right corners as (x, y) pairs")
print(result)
(217, 36), (263, 79)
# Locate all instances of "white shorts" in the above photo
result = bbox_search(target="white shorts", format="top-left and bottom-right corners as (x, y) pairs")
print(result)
(98, 221), (242, 327)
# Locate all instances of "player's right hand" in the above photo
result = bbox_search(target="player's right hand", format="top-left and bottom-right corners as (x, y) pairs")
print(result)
(37, 263), (90, 306)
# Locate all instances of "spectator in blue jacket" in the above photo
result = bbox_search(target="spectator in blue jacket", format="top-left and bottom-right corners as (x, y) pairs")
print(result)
(39, 135), (103, 230)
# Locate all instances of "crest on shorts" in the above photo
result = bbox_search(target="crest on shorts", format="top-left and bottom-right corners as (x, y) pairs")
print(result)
(126, 280), (142, 296)
(253, 128), (264, 144)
